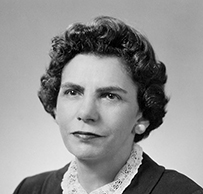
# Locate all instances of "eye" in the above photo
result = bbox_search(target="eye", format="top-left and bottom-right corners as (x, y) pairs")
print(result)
(63, 89), (81, 97)
(101, 93), (121, 101)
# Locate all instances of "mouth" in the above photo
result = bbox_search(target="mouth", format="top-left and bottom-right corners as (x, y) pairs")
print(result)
(72, 131), (102, 140)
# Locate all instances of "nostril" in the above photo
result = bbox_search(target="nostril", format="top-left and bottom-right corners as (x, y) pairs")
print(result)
(77, 117), (82, 121)
(77, 115), (96, 123)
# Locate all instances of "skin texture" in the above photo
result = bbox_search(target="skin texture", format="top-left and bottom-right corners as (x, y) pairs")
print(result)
(55, 54), (144, 161)
(54, 54), (146, 191)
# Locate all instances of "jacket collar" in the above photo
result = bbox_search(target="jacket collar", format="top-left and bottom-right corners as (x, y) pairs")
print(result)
(50, 153), (165, 194)
(123, 152), (165, 194)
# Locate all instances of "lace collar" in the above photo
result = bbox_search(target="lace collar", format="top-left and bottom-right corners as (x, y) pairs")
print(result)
(61, 144), (143, 194)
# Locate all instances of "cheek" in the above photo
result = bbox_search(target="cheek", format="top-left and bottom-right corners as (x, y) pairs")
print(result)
(56, 100), (74, 120)
(103, 107), (137, 133)
(56, 109), (72, 143)
(55, 105), (72, 130)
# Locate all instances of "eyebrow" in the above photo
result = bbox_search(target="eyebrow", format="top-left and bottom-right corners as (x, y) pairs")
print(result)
(61, 82), (127, 94)
(96, 86), (127, 94)
(61, 82), (84, 92)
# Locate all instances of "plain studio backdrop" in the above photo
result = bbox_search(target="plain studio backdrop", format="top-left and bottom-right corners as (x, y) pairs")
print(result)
(1, 0), (203, 193)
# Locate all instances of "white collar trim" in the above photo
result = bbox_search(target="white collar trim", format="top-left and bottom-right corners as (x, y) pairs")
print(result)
(61, 144), (143, 194)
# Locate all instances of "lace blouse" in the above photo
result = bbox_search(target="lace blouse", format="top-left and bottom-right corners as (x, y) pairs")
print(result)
(61, 144), (143, 194)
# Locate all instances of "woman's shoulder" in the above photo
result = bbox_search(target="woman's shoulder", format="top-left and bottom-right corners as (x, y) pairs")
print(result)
(13, 163), (70, 194)
(156, 168), (203, 193)
(133, 153), (203, 194)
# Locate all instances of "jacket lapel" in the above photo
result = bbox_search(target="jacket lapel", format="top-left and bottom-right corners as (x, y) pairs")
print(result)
(123, 153), (165, 194)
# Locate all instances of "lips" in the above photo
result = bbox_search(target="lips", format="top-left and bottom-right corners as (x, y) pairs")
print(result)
(72, 131), (102, 140)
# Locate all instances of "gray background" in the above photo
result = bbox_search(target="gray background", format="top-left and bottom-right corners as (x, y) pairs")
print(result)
(1, 0), (203, 193)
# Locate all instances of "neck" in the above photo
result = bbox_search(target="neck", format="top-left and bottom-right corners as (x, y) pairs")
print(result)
(75, 146), (133, 193)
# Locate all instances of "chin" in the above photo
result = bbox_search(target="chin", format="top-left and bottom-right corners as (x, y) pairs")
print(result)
(68, 146), (104, 161)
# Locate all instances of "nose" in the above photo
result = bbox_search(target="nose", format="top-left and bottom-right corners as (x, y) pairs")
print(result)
(77, 96), (99, 123)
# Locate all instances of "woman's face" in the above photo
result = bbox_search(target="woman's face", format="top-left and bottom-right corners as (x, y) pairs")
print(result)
(55, 54), (141, 163)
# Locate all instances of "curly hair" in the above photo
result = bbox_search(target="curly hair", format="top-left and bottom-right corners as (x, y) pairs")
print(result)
(38, 16), (169, 142)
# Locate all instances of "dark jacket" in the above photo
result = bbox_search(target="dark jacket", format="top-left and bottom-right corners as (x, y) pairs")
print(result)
(13, 153), (203, 194)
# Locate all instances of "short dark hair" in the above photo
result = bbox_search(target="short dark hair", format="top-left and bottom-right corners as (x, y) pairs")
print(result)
(38, 16), (169, 142)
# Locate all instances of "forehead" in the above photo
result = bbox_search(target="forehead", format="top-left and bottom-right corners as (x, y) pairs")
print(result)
(61, 54), (133, 85)
(61, 54), (135, 88)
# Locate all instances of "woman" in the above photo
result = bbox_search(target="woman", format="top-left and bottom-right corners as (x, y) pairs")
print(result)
(14, 16), (203, 194)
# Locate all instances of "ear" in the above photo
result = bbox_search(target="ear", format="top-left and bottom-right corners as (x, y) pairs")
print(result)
(132, 118), (150, 135)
